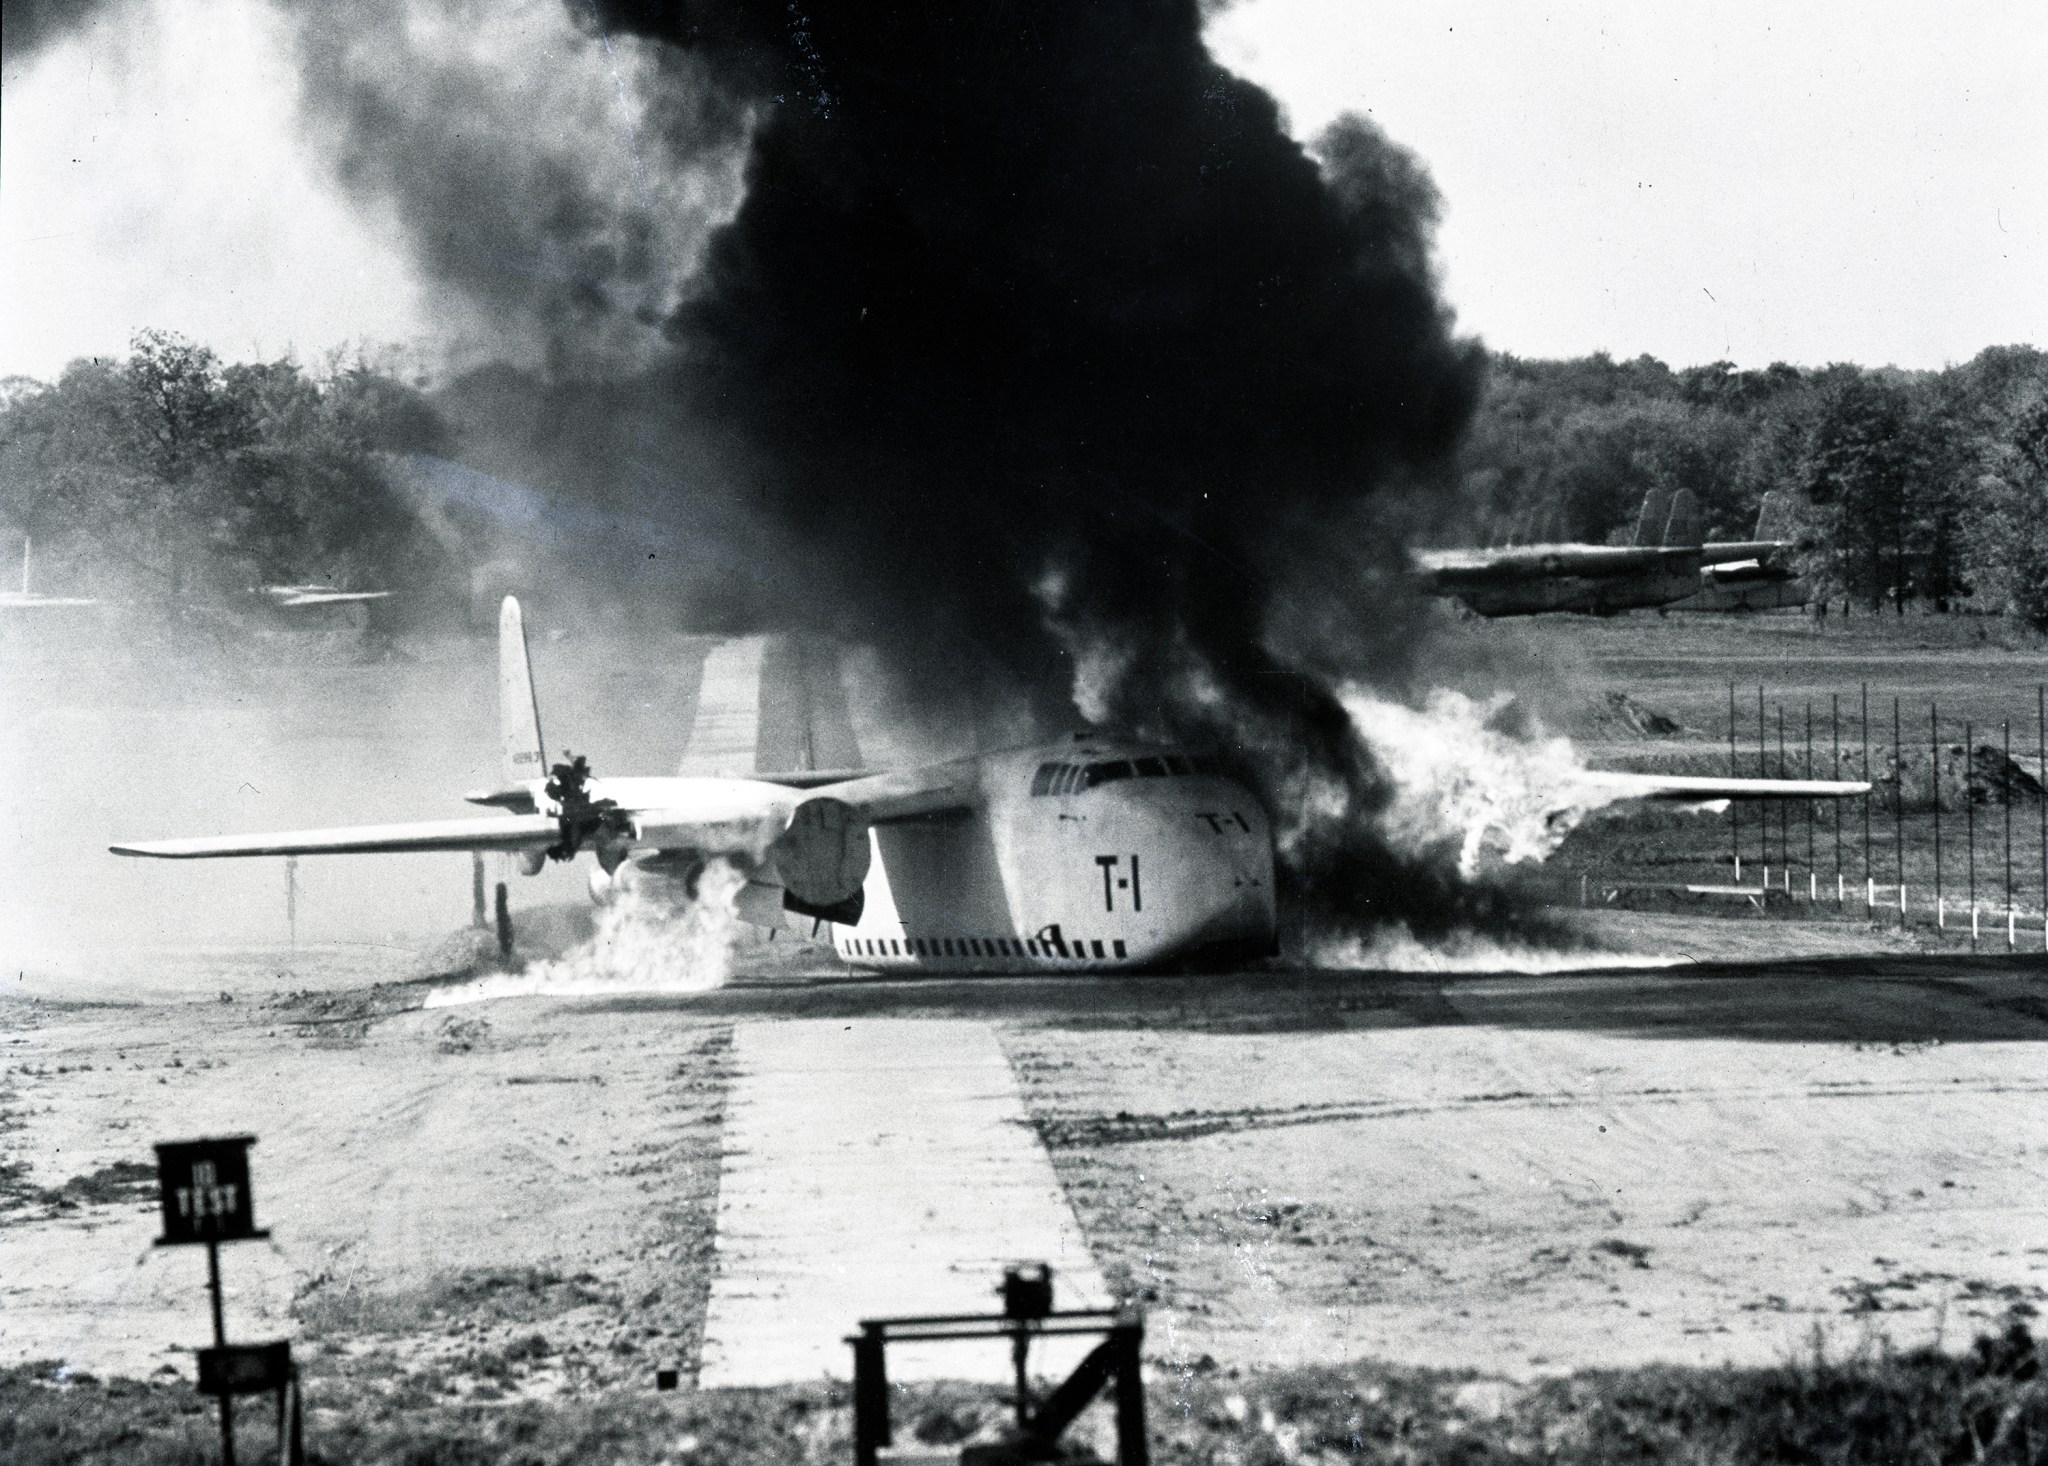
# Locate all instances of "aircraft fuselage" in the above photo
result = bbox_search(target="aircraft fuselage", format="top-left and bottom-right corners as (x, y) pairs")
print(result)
(581, 737), (1278, 973)
(830, 739), (1277, 972)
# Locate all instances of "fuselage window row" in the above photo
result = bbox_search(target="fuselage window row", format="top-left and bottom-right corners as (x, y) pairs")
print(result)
(1028, 753), (1225, 796)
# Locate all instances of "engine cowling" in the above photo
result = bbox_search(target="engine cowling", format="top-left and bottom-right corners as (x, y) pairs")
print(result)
(768, 796), (870, 910)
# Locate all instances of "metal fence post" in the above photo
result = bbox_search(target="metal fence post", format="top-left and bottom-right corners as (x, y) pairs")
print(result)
(1967, 719), (1976, 953)
(1113, 1324), (1150, 1466)
(1806, 702), (1815, 890)
(851, 1324), (890, 1466)
(1894, 698), (1904, 924)
(1932, 702), (1942, 928)
(2006, 721), (2015, 950)
(1832, 693), (1843, 901)
(1861, 682), (1872, 900)
(1729, 681), (1739, 877)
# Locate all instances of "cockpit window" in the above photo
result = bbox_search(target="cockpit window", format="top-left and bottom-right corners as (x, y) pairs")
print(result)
(1031, 752), (1228, 793)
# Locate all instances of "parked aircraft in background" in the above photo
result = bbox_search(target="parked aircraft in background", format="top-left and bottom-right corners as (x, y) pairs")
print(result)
(1415, 491), (1808, 617)
(1412, 489), (1708, 616)
(253, 584), (392, 609)
(1670, 493), (1810, 611)
(0, 536), (98, 611)
(111, 598), (1868, 973)
(0, 536), (393, 620)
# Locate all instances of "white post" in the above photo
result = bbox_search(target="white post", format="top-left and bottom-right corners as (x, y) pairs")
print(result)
(1973, 904), (1980, 942)
(1763, 865), (1770, 891)
(1837, 873), (1845, 903)
(2012, 908), (2019, 949)
(1735, 854), (1742, 882)
(1866, 878), (1875, 909)
(285, 856), (298, 949)
(1938, 897), (1946, 929)
(1809, 872), (1817, 901)
(1580, 873), (1588, 908)
(1899, 884), (1907, 918)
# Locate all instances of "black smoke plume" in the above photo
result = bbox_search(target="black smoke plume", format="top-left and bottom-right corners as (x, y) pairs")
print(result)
(299, 1), (1503, 940)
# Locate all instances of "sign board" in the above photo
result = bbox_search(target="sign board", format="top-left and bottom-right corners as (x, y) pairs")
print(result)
(197, 1341), (294, 1398)
(154, 1137), (262, 1246)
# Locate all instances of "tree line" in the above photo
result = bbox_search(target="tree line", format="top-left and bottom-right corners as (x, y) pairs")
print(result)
(1455, 345), (2048, 626)
(0, 330), (457, 617)
(5, 332), (2045, 631)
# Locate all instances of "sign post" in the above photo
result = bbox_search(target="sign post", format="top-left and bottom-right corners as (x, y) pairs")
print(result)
(154, 1137), (300, 1466)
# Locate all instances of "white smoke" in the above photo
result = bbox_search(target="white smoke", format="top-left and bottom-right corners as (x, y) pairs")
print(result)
(1337, 685), (1628, 878)
(425, 857), (746, 1007)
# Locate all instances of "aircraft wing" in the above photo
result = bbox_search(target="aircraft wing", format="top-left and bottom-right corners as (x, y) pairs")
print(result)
(1413, 544), (1695, 584)
(272, 590), (392, 606)
(111, 814), (560, 859)
(1578, 772), (1870, 803)
(816, 764), (979, 822)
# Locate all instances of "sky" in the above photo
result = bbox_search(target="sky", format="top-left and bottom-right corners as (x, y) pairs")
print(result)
(1, 0), (2043, 382)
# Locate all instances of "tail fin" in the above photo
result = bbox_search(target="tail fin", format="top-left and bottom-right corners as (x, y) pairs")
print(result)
(499, 596), (547, 784)
(677, 633), (864, 777)
(1753, 490), (1791, 541)
(1660, 489), (1701, 547)
(1632, 489), (1674, 547)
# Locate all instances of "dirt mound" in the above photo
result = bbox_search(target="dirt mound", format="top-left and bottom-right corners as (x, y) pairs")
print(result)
(1962, 744), (2044, 805)
(1601, 691), (1690, 738)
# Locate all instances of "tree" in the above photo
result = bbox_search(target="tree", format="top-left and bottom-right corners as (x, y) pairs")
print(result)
(0, 332), (458, 615)
(1801, 374), (1932, 612)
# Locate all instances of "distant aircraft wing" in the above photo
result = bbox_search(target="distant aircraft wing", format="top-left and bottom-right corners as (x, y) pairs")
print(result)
(1412, 544), (1692, 584)
(272, 591), (392, 606)
(111, 814), (560, 859)
(0, 594), (100, 608)
(1579, 772), (1870, 803)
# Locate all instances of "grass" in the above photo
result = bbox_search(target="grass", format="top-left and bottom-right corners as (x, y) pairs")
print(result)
(5, 1321), (2041, 1465)
(292, 1265), (620, 1339)
(1516, 612), (2048, 939)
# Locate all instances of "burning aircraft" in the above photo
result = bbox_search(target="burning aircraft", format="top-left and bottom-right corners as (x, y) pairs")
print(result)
(111, 597), (1868, 973)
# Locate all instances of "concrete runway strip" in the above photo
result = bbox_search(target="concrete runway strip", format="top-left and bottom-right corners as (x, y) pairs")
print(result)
(698, 1019), (1109, 1387)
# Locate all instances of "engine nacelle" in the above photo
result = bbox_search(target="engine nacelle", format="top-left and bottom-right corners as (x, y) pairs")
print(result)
(768, 796), (870, 909)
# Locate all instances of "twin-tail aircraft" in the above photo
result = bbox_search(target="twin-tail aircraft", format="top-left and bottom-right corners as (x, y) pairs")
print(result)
(111, 597), (1867, 972)
(1414, 490), (1806, 617)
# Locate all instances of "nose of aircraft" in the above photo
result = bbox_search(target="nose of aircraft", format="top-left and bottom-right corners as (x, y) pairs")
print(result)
(1114, 783), (1278, 961)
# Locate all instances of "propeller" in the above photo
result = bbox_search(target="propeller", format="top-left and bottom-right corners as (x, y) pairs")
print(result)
(543, 753), (623, 862)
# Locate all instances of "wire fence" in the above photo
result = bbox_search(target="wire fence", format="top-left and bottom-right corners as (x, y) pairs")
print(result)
(1565, 682), (2048, 954)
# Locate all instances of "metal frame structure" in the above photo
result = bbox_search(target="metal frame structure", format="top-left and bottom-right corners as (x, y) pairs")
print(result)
(847, 1306), (1148, 1466)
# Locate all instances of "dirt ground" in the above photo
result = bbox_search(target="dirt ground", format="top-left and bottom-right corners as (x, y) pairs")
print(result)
(1, 943), (731, 1406)
(6, 924), (2045, 1408)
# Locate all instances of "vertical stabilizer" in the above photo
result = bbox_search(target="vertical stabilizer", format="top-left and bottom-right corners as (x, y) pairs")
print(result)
(1660, 489), (1702, 547)
(1633, 489), (1674, 548)
(499, 596), (547, 785)
(678, 633), (864, 776)
(1753, 490), (1790, 541)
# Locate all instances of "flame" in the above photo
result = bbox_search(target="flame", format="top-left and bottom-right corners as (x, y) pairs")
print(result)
(1337, 685), (1627, 879)
(1315, 925), (1686, 974)
(425, 858), (746, 1008)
